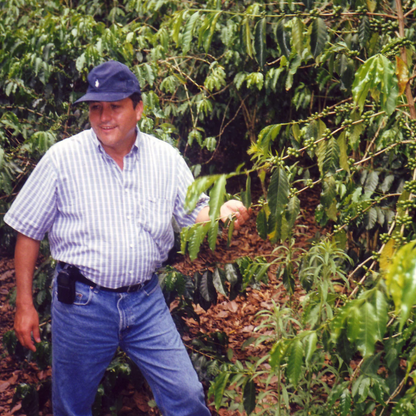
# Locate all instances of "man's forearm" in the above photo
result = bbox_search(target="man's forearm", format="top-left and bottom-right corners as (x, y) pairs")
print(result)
(15, 232), (41, 307)
(195, 206), (210, 223)
(14, 232), (41, 352)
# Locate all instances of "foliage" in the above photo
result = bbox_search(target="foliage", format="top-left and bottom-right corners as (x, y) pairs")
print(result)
(2, 0), (416, 414)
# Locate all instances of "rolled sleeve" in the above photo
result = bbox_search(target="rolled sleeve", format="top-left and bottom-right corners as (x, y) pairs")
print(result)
(4, 152), (57, 240)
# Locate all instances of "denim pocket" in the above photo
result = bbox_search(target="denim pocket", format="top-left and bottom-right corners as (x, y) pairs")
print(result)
(73, 282), (94, 306)
(143, 276), (160, 297)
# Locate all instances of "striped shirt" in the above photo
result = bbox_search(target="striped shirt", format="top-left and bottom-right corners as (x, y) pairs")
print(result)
(5, 128), (209, 288)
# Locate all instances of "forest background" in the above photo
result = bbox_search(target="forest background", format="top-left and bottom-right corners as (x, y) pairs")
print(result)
(1, 0), (416, 414)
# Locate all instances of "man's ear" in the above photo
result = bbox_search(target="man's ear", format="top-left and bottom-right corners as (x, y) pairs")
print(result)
(136, 101), (144, 122)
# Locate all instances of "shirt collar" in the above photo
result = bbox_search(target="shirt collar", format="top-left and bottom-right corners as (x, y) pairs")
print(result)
(89, 127), (142, 159)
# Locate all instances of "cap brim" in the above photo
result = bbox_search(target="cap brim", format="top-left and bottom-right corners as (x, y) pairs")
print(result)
(73, 91), (133, 105)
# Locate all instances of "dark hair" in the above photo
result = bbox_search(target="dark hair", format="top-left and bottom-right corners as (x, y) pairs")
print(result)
(129, 92), (142, 109)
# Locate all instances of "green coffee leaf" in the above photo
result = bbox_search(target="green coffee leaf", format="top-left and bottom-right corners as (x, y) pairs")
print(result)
(254, 18), (266, 68)
(267, 168), (289, 242)
(286, 196), (300, 231)
(0, 147), (4, 169)
(367, 0), (377, 12)
(359, 16), (371, 48)
(337, 131), (350, 173)
(323, 136), (340, 175)
(287, 339), (303, 386)
(172, 10), (185, 45)
(241, 175), (252, 208)
(225, 263), (239, 286)
(282, 267), (295, 294)
(185, 175), (221, 212)
(227, 218), (235, 248)
(304, 331), (317, 366)
(203, 12), (222, 52)
(211, 371), (230, 410)
(385, 242), (416, 330)
(268, 168), (289, 215)
(209, 174), (227, 224)
(243, 379), (256, 415)
(265, 67), (284, 91)
(361, 352), (382, 376)
(379, 174), (395, 194)
(364, 171), (379, 195)
(242, 18), (254, 58)
(356, 301), (378, 357)
(292, 18), (304, 55)
(276, 19), (291, 58)
(188, 223), (210, 261)
(213, 268), (227, 296)
(234, 71), (248, 90)
(330, 301), (352, 342)
(200, 270), (217, 304)
(180, 225), (193, 254)
(256, 207), (268, 240)
(208, 221), (219, 251)
(270, 338), (291, 367)
(352, 54), (399, 115)
(310, 18), (328, 58)
(320, 175), (336, 210)
(366, 207), (377, 230)
(340, 388), (352, 416)
(257, 124), (282, 151)
(182, 12), (200, 54)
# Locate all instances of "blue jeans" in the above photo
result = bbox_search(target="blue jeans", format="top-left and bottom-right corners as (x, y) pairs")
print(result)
(51, 268), (211, 416)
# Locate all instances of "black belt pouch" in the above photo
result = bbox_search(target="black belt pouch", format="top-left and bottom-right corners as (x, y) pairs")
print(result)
(57, 268), (76, 304)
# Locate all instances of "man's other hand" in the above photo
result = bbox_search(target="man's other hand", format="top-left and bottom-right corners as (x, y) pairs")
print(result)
(220, 200), (251, 230)
(14, 304), (41, 352)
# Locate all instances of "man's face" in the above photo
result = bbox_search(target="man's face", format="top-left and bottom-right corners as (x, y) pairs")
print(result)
(88, 98), (144, 155)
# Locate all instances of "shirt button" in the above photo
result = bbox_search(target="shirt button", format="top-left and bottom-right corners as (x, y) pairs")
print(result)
(130, 244), (134, 248)
(129, 271), (133, 274)
(127, 216), (131, 220)
(125, 189), (129, 193)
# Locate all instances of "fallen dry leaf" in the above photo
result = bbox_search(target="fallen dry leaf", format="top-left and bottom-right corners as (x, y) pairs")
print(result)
(0, 381), (10, 392)
(7, 373), (19, 385)
(227, 300), (239, 313)
(10, 403), (22, 414)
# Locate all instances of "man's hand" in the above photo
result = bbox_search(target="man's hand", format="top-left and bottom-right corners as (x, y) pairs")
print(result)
(195, 199), (251, 228)
(14, 304), (41, 352)
(219, 199), (251, 230)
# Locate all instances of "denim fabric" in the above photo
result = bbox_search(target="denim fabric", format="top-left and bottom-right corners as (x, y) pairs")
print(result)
(51, 266), (210, 416)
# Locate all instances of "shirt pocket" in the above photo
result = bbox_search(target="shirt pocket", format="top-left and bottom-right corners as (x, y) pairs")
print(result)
(142, 197), (173, 240)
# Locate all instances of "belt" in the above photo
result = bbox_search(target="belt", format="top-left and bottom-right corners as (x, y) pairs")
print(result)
(58, 262), (147, 293)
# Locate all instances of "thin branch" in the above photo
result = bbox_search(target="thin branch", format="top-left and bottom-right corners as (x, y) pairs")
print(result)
(202, 96), (247, 165)
(379, 376), (408, 416)
(404, 6), (416, 17)
(202, 98), (232, 165)
(396, 0), (416, 119)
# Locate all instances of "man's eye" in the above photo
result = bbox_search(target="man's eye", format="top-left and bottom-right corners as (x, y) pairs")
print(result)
(111, 105), (120, 109)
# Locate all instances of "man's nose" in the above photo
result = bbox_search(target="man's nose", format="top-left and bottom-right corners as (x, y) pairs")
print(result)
(100, 106), (112, 122)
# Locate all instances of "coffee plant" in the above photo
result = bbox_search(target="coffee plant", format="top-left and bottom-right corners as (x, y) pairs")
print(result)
(2, 0), (416, 414)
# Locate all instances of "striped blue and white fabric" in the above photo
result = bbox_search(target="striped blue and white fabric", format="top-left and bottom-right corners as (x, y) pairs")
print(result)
(5, 128), (209, 288)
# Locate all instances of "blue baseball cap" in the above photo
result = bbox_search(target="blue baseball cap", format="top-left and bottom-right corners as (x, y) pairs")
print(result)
(74, 61), (141, 104)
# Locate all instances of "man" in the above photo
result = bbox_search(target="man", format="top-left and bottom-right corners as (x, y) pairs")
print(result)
(5, 61), (249, 416)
